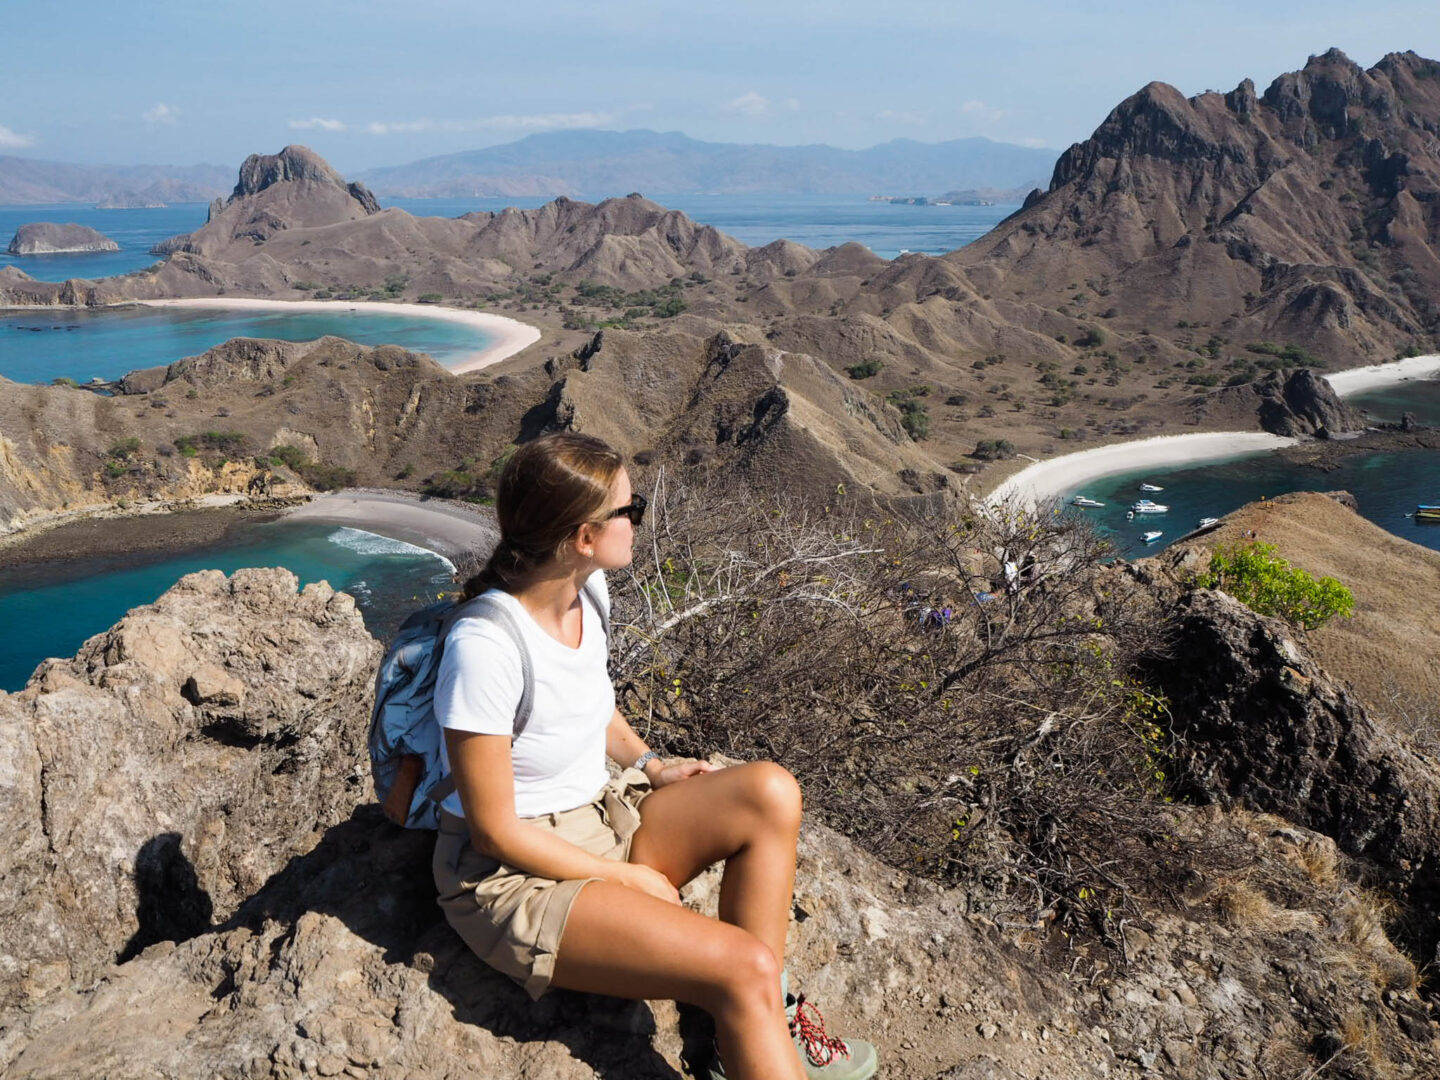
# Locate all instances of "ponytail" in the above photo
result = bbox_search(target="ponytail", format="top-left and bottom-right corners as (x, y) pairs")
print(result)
(458, 433), (623, 599)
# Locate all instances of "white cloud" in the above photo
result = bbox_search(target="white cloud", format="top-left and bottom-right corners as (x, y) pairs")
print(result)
(143, 103), (178, 125)
(959, 99), (1006, 124)
(722, 91), (772, 117)
(289, 117), (347, 132)
(364, 112), (613, 136)
(0, 124), (35, 148)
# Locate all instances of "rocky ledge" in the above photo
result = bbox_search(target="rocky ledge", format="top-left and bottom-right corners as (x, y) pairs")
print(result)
(2, 565), (1438, 1078)
(7, 222), (120, 255)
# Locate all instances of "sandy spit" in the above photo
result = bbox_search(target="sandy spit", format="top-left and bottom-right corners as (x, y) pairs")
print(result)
(284, 490), (498, 564)
(1322, 353), (1440, 396)
(135, 298), (542, 373)
(988, 433), (1298, 509)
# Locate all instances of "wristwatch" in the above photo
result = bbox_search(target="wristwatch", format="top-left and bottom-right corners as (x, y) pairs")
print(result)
(632, 750), (661, 775)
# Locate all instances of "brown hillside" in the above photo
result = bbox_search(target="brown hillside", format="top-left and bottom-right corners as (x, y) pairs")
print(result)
(1159, 491), (1440, 732)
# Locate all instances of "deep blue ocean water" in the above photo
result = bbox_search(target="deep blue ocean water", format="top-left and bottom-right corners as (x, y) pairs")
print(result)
(0, 304), (492, 384)
(0, 521), (455, 692)
(1072, 444), (1439, 559)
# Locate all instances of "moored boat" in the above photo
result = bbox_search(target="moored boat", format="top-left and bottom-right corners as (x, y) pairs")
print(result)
(1139, 483), (1164, 493)
(1130, 500), (1169, 514)
(1072, 496), (1105, 508)
(1141, 530), (1163, 543)
(1197, 517), (1219, 529)
(1416, 504), (1440, 523)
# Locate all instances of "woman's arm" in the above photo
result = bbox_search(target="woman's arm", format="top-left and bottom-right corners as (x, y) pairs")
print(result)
(445, 728), (680, 902)
(604, 708), (716, 788)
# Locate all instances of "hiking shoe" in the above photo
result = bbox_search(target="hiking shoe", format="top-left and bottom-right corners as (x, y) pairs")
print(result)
(788, 993), (878, 1079)
(702, 985), (877, 1080)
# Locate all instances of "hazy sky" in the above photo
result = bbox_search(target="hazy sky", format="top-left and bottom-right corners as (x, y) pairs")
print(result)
(6, 0), (1439, 172)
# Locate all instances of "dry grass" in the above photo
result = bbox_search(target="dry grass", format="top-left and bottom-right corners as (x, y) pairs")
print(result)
(1173, 491), (1440, 732)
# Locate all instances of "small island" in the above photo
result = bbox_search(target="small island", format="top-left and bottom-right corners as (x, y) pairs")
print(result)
(7, 222), (121, 255)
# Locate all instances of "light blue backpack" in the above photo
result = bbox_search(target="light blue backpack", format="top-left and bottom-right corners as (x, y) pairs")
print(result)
(368, 582), (609, 829)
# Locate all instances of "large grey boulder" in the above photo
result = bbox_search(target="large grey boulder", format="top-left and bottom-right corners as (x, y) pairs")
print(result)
(0, 567), (379, 1010)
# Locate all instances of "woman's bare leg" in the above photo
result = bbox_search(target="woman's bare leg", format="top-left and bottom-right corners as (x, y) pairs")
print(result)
(550, 881), (805, 1080)
(628, 762), (803, 965)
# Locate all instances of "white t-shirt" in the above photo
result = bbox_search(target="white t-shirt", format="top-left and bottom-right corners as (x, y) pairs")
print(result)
(434, 571), (613, 818)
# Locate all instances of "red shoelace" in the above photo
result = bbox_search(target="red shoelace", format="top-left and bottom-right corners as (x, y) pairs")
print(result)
(788, 994), (850, 1066)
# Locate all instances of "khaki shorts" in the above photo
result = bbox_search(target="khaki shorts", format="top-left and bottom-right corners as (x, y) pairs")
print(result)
(432, 773), (651, 1000)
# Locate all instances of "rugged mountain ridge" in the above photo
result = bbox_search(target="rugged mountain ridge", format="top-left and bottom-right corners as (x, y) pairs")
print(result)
(954, 49), (1440, 362)
(7, 52), (1439, 496)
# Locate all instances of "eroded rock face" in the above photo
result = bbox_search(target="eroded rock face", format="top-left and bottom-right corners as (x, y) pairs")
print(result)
(7, 223), (120, 255)
(0, 567), (378, 1009)
(1157, 588), (1440, 954)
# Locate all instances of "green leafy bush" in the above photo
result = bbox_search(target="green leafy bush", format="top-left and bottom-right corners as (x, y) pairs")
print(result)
(845, 358), (883, 379)
(886, 391), (931, 440)
(107, 437), (142, 460)
(972, 438), (1016, 460)
(1199, 542), (1355, 630)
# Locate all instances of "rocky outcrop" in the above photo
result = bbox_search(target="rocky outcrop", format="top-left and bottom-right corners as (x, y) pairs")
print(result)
(151, 145), (381, 258)
(0, 568), (379, 1009)
(1155, 587), (1440, 960)
(7, 222), (119, 255)
(1196, 367), (1365, 436)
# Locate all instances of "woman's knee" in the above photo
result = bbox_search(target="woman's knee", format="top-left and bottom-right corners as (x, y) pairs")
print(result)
(707, 933), (782, 1014)
(741, 761), (803, 829)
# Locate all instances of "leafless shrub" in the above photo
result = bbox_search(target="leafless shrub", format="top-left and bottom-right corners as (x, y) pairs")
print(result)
(609, 472), (1193, 934)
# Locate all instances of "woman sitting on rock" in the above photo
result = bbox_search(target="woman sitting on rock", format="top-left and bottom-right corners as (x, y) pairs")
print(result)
(432, 432), (876, 1080)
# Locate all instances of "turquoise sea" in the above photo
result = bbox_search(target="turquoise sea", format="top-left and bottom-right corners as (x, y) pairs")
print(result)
(1073, 443), (1439, 559)
(0, 521), (456, 692)
(0, 304), (491, 384)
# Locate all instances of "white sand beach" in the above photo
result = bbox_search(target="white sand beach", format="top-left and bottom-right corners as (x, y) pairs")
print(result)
(1323, 353), (1440, 396)
(137, 298), (542, 373)
(988, 352), (1440, 509)
(989, 433), (1298, 508)
(285, 490), (498, 564)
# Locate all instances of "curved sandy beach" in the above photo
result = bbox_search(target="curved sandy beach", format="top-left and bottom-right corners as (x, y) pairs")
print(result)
(1322, 353), (1440, 395)
(989, 353), (1440, 508)
(989, 433), (1298, 508)
(285, 490), (498, 564)
(137, 298), (542, 373)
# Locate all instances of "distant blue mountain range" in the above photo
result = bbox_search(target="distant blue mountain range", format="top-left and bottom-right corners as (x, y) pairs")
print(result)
(356, 129), (1056, 198)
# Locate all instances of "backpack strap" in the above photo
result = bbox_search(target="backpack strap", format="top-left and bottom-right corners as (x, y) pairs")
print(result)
(426, 593), (536, 809)
(430, 578), (608, 811)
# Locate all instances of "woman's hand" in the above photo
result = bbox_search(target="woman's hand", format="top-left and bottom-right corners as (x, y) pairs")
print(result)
(616, 862), (681, 904)
(649, 758), (718, 789)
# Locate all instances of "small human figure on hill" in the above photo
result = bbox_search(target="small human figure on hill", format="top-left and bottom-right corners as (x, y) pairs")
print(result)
(432, 433), (877, 1080)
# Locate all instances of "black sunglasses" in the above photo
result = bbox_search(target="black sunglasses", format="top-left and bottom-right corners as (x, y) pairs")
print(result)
(607, 492), (648, 526)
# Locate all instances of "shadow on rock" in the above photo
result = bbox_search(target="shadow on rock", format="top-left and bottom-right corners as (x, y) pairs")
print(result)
(118, 832), (214, 963)
(229, 805), (690, 1079)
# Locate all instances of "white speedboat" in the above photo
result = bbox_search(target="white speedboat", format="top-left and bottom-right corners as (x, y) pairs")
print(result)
(1141, 531), (1163, 543)
(1139, 483), (1164, 493)
(1197, 517), (1219, 529)
(1072, 496), (1105, 508)
(1130, 501), (1169, 514)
